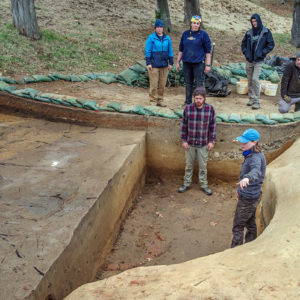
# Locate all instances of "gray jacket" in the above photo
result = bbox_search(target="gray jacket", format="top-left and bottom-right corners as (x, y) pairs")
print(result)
(238, 152), (266, 199)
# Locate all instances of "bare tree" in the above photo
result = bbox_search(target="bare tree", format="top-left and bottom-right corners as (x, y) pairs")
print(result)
(291, 0), (300, 47)
(11, 0), (41, 40)
(156, 0), (172, 33)
(184, 0), (201, 25)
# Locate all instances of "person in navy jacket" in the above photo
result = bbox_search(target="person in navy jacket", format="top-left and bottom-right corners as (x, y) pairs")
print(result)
(241, 14), (274, 110)
(176, 15), (211, 105)
(145, 19), (173, 107)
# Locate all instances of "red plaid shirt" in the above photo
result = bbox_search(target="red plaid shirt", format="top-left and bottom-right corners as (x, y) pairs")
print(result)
(181, 103), (216, 147)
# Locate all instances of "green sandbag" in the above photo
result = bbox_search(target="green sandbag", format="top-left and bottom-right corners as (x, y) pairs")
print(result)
(259, 69), (273, 80)
(282, 113), (294, 121)
(255, 114), (277, 125)
(51, 73), (71, 81)
(0, 76), (18, 84)
(119, 104), (134, 113)
(11, 89), (32, 98)
(76, 98), (86, 106)
(262, 63), (273, 70)
(50, 95), (71, 106)
(241, 114), (262, 124)
(136, 60), (147, 68)
(144, 106), (179, 119)
(48, 74), (59, 81)
(84, 73), (98, 80)
(24, 76), (36, 83)
(294, 111), (300, 120)
(83, 100), (99, 111)
(130, 63), (147, 74)
(216, 117), (223, 122)
(214, 67), (232, 79)
(97, 105), (115, 112)
(132, 105), (147, 115)
(21, 88), (39, 98)
(227, 113), (241, 123)
(107, 102), (121, 111)
(40, 93), (55, 100)
(98, 73), (118, 84)
(32, 75), (52, 82)
(216, 113), (228, 122)
(270, 113), (290, 123)
(232, 68), (247, 77)
(268, 71), (280, 83)
(174, 109), (183, 118)
(118, 69), (140, 85)
(3, 85), (17, 93)
(34, 96), (51, 103)
(0, 81), (10, 91)
(78, 75), (90, 82)
(229, 77), (238, 85)
(64, 97), (83, 108)
(69, 75), (82, 82)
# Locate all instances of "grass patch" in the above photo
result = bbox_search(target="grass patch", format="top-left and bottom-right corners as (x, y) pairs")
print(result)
(273, 33), (291, 45)
(0, 22), (120, 75)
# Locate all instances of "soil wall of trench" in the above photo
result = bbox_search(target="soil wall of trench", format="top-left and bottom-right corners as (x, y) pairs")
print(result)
(1, 92), (299, 299)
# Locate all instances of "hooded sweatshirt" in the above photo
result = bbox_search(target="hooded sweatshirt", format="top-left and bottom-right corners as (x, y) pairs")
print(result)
(241, 14), (274, 63)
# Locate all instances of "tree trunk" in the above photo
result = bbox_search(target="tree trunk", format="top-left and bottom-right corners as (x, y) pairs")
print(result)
(184, 0), (201, 25)
(291, 0), (300, 47)
(11, 0), (41, 40)
(156, 0), (172, 33)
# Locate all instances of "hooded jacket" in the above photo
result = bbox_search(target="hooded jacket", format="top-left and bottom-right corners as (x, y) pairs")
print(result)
(280, 61), (300, 98)
(145, 32), (174, 68)
(241, 14), (274, 63)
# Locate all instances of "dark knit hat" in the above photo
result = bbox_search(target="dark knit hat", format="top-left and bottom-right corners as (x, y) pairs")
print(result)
(296, 51), (300, 59)
(154, 19), (164, 28)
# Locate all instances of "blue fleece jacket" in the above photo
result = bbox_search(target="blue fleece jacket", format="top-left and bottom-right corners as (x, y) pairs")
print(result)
(241, 14), (274, 63)
(145, 32), (174, 68)
(179, 30), (211, 63)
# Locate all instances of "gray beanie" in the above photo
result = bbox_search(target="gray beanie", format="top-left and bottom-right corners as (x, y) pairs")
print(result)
(296, 51), (300, 59)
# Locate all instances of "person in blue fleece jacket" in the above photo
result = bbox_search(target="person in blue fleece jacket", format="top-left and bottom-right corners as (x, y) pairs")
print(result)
(176, 15), (211, 105)
(145, 19), (173, 107)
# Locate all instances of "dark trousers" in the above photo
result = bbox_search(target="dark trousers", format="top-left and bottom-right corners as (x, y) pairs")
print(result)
(231, 195), (261, 248)
(183, 61), (205, 104)
(295, 102), (300, 112)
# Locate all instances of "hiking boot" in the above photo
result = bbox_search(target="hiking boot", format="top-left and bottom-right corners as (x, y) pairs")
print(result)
(252, 103), (260, 110)
(178, 185), (189, 193)
(157, 102), (167, 107)
(247, 100), (254, 106)
(201, 187), (212, 196)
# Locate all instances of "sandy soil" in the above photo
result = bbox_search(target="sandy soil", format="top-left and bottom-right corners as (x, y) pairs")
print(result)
(96, 175), (237, 280)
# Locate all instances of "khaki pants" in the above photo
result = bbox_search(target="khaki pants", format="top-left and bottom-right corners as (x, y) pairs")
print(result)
(246, 61), (263, 104)
(183, 145), (209, 188)
(148, 67), (168, 103)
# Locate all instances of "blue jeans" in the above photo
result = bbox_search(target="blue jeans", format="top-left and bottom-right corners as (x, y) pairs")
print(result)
(183, 61), (205, 104)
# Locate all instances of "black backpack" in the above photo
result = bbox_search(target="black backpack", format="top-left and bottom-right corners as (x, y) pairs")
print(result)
(205, 70), (231, 97)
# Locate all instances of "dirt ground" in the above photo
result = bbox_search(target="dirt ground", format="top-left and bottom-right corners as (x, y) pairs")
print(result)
(96, 175), (237, 280)
(23, 80), (281, 115)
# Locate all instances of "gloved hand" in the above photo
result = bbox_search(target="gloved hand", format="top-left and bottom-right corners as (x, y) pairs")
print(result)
(283, 95), (291, 103)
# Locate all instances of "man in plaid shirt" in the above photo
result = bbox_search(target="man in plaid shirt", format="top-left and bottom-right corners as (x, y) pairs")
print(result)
(178, 86), (216, 195)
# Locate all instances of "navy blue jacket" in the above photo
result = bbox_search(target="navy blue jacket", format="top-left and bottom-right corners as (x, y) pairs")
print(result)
(145, 32), (174, 68)
(241, 14), (274, 63)
(179, 30), (211, 63)
(238, 151), (266, 199)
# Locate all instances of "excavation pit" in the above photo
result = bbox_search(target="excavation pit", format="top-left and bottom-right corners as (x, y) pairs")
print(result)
(0, 96), (299, 300)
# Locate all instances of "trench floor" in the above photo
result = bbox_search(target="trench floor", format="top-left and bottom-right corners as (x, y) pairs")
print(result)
(96, 175), (237, 280)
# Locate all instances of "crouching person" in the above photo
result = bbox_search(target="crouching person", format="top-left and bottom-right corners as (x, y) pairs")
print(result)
(231, 129), (266, 248)
(178, 87), (216, 196)
(278, 51), (300, 113)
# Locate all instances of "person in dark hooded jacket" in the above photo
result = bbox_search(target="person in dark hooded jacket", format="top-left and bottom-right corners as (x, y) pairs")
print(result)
(241, 14), (274, 109)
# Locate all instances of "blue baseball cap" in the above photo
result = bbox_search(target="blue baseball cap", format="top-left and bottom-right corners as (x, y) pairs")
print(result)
(154, 19), (164, 28)
(237, 128), (260, 143)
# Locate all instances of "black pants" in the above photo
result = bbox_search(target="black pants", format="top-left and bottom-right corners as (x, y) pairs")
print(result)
(182, 61), (205, 104)
(231, 195), (261, 248)
(295, 102), (300, 112)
